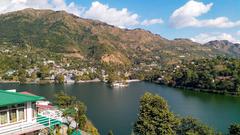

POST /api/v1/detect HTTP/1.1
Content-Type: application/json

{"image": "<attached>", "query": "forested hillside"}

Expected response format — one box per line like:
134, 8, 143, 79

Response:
0, 8, 228, 66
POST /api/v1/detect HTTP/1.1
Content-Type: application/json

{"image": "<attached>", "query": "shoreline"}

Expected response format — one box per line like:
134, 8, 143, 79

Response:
0, 81, 20, 84
125, 79, 141, 83
152, 81, 240, 96
0, 79, 238, 97
76, 78, 101, 83
0, 79, 141, 85
177, 86, 239, 96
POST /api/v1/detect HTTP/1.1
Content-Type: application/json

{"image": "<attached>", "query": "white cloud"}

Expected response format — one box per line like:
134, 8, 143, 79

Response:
191, 33, 240, 44
0, 1, 163, 28
83, 1, 139, 28
170, 0, 240, 28
141, 18, 164, 26
84, 1, 163, 28
0, 0, 84, 16
237, 31, 240, 36
11, 0, 27, 3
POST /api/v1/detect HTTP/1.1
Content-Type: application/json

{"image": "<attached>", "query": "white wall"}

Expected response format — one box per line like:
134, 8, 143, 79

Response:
26, 102, 33, 122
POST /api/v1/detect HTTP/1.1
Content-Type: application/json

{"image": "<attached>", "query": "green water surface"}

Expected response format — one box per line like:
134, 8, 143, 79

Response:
0, 82, 240, 135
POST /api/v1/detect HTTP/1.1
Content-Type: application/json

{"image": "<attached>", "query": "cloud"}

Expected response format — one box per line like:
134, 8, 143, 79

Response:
0, 0, 84, 16
141, 18, 164, 26
191, 33, 240, 44
84, 1, 163, 28
237, 31, 240, 36
83, 1, 139, 28
170, 0, 240, 28
0, 1, 163, 28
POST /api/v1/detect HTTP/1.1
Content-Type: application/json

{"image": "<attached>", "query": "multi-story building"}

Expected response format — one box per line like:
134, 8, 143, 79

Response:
0, 90, 61, 135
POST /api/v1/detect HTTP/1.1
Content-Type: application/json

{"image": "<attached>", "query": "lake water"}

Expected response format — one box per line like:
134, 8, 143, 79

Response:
0, 82, 240, 135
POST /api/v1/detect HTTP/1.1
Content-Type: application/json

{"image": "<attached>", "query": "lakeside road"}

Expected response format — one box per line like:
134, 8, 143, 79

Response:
0, 80, 20, 83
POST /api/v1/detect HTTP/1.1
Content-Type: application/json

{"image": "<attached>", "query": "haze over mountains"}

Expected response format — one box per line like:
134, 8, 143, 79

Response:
0, 9, 239, 65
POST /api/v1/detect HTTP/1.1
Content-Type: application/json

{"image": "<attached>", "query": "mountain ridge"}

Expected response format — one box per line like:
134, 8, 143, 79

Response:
204, 40, 240, 57
0, 8, 237, 65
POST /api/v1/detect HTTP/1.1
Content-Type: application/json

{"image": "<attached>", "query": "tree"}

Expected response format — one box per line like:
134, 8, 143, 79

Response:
56, 74, 65, 84
18, 68, 27, 83
177, 117, 215, 135
229, 124, 240, 135
236, 85, 240, 95
83, 121, 100, 135
39, 65, 50, 79
108, 130, 114, 135
108, 72, 121, 83
75, 101, 87, 129
30, 71, 37, 81
54, 91, 76, 108
134, 92, 180, 135
54, 92, 100, 134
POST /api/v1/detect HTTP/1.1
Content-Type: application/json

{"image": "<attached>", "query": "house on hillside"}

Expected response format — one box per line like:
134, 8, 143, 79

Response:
0, 90, 61, 135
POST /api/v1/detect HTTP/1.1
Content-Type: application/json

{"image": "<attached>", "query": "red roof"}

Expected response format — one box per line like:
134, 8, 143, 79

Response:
37, 104, 53, 109
20, 91, 36, 96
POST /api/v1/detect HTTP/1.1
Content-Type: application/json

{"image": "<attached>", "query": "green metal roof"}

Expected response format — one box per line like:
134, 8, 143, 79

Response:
0, 90, 44, 107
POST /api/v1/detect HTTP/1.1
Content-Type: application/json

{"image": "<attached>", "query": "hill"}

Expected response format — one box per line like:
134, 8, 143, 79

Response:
0, 8, 229, 65
204, 40, 240, 57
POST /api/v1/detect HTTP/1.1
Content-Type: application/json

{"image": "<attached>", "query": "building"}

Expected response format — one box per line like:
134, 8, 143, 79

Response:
0, 90, 61, 135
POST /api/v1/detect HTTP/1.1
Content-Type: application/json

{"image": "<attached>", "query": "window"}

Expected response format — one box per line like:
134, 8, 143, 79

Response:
0, 103, 27, 125
9, 109, 17, 123
32, 103, 37, 118
0, 111, 8, 124
18, 108, 25, 121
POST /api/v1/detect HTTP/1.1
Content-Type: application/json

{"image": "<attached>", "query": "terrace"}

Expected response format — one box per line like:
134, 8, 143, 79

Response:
0, 90, 61, 135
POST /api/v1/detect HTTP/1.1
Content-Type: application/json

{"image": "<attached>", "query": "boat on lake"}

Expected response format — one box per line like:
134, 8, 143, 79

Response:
111, 81, 129, 88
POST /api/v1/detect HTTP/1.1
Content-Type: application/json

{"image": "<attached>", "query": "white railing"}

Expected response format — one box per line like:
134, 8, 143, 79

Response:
0, 115, 61, 135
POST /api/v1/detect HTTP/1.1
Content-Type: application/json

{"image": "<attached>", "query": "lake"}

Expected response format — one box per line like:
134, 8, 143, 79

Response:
0, 82, 240, 135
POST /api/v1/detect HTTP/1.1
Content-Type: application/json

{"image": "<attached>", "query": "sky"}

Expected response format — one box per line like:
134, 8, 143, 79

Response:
0, 0, 239, 44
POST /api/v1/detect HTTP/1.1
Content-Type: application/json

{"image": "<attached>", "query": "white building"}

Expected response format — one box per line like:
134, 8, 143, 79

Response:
0, 90, 61, 135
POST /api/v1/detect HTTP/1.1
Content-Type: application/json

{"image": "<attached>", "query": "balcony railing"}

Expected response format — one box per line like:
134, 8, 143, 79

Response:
0, 115, 61, 135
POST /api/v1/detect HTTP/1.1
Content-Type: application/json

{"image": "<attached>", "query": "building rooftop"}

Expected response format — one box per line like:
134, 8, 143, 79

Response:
0, 90, 44, 107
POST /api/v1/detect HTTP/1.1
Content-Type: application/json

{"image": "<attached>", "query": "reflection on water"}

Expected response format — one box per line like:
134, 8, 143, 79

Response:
0, 82, 240, 135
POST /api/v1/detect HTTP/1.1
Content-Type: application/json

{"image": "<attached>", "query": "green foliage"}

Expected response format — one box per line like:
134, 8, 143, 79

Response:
30, 71, 37, 81
84, 121, 100, 135
229, 124, 240, 135
153, 57, 240, 95
54, 92, 100, 134
134, 92, 180, 135
54, 92, 94, 132
39, 65, 50, 79
55, 74, 65, 83
108, 72, 121, 83
74, 101, 87, 129
177, 117, 215, 135
0, 8, 230, 70
108, 130, 114, 135
134, 92, 220, 135
18, 68, 27, 83
75, 72, 98, 81
54, 91, 76, 108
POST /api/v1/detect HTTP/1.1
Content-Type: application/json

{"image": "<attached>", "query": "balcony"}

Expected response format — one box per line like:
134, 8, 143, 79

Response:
0, 114, 61, 135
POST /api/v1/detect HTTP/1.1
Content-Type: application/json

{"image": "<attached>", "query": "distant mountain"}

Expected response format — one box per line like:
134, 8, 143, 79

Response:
204, 40, 240, 57
0, 8, 229, 65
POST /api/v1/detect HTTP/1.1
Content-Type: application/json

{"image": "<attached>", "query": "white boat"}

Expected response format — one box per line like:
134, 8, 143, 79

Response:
111, 82, 129, 88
